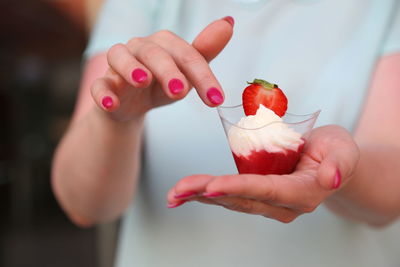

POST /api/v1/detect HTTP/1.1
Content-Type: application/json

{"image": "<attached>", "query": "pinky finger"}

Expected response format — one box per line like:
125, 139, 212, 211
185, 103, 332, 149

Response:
91, 77, 121, 112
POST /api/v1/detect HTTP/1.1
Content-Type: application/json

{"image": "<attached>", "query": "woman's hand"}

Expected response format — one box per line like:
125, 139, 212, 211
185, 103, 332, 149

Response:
167, 125, 360, 223
90, 17, 234, 122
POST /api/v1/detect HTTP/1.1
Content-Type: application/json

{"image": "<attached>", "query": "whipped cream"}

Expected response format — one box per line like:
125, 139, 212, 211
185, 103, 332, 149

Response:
227, 105, 303, 157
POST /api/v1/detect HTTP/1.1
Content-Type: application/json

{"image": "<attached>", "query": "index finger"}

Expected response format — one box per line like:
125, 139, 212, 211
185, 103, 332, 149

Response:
148, 18, 233, 106
192, 16, 234, 62
145, 31, 223, 106
166, 174, 215, 204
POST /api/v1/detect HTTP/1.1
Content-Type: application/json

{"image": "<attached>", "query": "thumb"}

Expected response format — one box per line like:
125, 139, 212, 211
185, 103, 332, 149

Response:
308, 126, 360, 190
192, 16, 234, 62
318, 154, 343, 191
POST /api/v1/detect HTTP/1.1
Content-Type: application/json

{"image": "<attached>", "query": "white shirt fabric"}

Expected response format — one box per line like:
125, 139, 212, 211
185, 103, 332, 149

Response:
85, 0, 400, 266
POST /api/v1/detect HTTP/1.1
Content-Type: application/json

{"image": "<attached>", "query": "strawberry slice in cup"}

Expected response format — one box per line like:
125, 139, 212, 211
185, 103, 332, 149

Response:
217, 79, 320, 175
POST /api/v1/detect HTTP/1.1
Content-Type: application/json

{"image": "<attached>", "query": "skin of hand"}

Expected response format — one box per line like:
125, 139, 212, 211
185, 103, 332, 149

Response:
91, 17, 235, 121
167, 125, 359, 223
167, 53, 400, 227
51, 17, 234, 226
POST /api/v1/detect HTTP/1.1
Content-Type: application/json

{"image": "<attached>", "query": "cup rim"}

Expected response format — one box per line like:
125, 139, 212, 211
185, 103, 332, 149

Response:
217, 104, 321, 130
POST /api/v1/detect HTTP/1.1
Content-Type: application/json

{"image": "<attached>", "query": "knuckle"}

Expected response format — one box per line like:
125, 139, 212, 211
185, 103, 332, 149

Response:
301, 201, 319, 213
179, 51, 204, 66
91, 78, 104, 96
302, 205, 317, 214
175, 178, 192, 192
277, 215, 297, 224
107, 43, 125, 60
262, 178, 277, 201
162, 69, 181, 80
154, 29, 176, 40
127, 37, 143, 48
264, 185, 277, 202
330, 137, 343, 147
193, 72, 214, 88
207, 176, 231, 192
138, 43, 163, 61
216, 176, 231, 185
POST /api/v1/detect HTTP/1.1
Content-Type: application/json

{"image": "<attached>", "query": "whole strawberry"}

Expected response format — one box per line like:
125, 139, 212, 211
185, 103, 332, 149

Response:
242, 79, 288, 117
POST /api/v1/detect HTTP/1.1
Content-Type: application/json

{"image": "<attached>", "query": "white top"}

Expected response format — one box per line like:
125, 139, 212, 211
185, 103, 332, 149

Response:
86, 0, 400, 266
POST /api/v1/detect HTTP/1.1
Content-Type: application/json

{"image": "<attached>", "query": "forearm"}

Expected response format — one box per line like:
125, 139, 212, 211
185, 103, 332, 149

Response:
325, 142, 400, 226
52, 106, 144, 227
325, 54, 400, 226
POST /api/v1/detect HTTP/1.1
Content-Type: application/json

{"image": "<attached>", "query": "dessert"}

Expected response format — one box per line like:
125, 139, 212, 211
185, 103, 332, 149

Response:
228, 104, 304, 175
226, 79, 305, 175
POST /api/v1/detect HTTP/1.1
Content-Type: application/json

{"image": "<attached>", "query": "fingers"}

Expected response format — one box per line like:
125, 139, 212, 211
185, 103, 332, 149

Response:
166, 174, 300, 223
149, 17, 234, 105
133, 41, 191, 99
141, 30, 225, 106
307, 126, 360, 190
91, 76, 120, 112
100, 17, 234, 111
202, 174, 321, 213
192, 16, 234, 62
107, 43, 153, 88
168, 172, 323, 214
211, 196, 299, 223
317, 156, 341, 190
166, 174, 214, 204
109, 42, 191, 101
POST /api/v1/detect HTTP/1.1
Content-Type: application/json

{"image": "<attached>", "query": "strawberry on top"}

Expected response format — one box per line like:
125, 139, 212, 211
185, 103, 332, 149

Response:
242, 79, 288, 117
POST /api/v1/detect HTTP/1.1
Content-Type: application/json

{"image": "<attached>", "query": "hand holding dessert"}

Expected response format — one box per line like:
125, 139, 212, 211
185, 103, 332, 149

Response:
167, 125, 359, 223
167, 79, 359, 223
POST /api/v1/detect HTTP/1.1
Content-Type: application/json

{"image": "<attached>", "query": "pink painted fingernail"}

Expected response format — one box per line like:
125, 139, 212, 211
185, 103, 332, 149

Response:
131, 68, 147, 83
222, 16, 235, 27
168, 78, 184, 94
206, 88, 224, 105
174, 191, 197, 199
167, 201, 186, 209
203, 192, 226, 198
101, 96, 113, 109
332, 169, 341, 189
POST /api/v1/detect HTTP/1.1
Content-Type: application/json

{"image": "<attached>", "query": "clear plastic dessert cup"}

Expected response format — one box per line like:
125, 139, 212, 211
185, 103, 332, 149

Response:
217, 105, 320, 175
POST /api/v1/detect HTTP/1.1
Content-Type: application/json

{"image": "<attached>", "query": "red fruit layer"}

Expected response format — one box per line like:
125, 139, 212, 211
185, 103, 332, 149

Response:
232, 142, 304, 175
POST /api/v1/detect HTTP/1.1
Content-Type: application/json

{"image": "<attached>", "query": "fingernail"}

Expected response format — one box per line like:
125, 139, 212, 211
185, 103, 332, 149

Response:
207, 87, 224, 105
168, 78, 184, 94
175, 191, 197, 199
101, 96, 113, 109
167, 201, 186, 209
203, 192, 226, 198
332, 169, 341, 189
222, 16, 235, 27
131, 68, 147, 83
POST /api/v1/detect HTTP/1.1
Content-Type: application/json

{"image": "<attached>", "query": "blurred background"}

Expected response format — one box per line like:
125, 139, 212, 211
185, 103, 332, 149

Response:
0, 0, 118, 266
